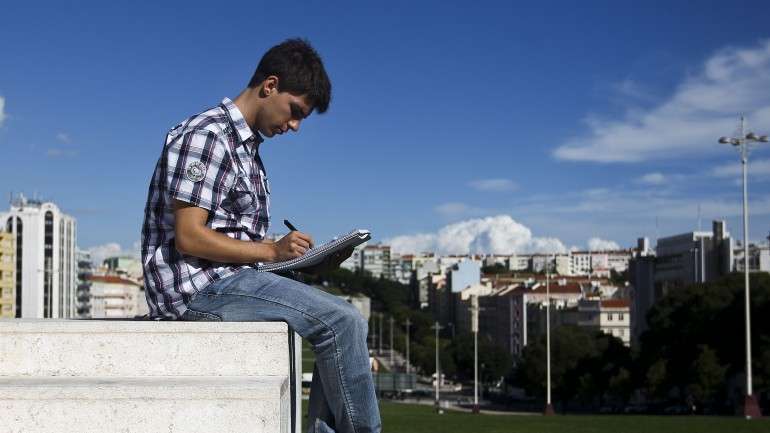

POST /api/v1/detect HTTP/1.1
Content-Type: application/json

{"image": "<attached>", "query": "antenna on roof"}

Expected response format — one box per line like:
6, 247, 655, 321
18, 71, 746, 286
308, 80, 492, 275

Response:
697, 203, 702, 231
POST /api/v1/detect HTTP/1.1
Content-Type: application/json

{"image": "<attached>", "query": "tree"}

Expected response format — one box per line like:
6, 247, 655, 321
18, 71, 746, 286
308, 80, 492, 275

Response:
645, 359, 668, 402
687, 345, 727, 409
637, 272, 770, 413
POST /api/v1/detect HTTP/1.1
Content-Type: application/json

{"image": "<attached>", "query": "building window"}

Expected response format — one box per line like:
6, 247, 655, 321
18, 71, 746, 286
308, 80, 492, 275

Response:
619, 313, 624, 321
44, 211, 53, 318
13, 217, 22, 318
607, 313, 613, 321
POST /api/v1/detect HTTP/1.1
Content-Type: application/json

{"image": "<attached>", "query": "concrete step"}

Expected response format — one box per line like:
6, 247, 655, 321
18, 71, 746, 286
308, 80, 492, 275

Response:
0, 320, 291, 377
0, 376, 289, 433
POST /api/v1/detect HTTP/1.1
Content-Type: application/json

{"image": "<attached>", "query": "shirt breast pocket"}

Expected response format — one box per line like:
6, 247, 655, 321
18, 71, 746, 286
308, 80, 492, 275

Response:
226, 175, 258, 216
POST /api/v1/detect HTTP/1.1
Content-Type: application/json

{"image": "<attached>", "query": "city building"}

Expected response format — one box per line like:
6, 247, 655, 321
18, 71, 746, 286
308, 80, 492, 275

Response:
103, 256, 143, 281
473, 279, 585, 359
361, 244, 392, 279
75, 249, 93, 318
0, 231, 15, 318
453, 283, 496, 335
88, 274, 148, 318
630, 221, 734, 345
571, 250, 633, 277
733, 233, 770, 273
0, 194, 77, 318
447, 259, 481, 293
578, 298, 631, 346
506, 254, 531, 271
629, 237, 655, 345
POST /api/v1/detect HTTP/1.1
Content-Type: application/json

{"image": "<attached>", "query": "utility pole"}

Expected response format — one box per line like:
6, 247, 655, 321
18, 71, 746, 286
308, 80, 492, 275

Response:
470, 295, 482, 414
389, 316, 395, 369
544, 254, 555, 416
432, 321, 444, 414
719, 118, 768, 419
405, 317, 411, 374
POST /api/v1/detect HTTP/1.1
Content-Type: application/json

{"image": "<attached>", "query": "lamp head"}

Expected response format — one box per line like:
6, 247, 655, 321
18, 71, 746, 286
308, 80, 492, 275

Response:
746, 132, 759, 140
718, 136, 731, 144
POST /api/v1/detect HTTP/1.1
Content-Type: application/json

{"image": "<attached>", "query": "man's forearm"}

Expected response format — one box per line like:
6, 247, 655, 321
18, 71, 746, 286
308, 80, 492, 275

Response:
176, 225, 276, 264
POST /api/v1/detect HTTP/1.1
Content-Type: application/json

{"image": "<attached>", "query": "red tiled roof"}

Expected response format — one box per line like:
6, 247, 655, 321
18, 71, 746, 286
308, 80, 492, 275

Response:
87, 275, 141, 286
529, 283, 582, 294
600, 299, 629, 309
505, 282, 583, 295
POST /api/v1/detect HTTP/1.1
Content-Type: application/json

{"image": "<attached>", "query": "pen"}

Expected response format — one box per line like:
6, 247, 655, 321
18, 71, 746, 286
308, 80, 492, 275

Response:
284, 219, 298, 232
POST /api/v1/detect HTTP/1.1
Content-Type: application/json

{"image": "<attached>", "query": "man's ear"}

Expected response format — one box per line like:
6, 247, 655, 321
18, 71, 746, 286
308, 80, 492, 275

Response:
262, 75, 280, 97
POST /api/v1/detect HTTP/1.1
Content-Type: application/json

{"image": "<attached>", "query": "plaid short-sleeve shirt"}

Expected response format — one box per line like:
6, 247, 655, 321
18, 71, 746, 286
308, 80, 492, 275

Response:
141, 98, 271, 319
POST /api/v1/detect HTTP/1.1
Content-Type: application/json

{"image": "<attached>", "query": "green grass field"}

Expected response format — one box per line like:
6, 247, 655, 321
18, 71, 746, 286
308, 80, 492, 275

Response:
302, 400, 769, 433
300, 342, 768, 432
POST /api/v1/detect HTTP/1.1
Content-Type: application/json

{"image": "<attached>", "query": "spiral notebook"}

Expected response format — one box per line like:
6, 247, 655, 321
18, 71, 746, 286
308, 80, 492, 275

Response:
256, 229, 371, 272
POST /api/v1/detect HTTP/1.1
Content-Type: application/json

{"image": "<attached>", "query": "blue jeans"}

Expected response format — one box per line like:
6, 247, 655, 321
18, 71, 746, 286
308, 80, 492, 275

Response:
181, 269, 382, 433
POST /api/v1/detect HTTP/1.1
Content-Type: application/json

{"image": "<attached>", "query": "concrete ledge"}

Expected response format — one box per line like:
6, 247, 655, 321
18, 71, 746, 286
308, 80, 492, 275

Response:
0, 320, 291, 377
0, 376, 289, 433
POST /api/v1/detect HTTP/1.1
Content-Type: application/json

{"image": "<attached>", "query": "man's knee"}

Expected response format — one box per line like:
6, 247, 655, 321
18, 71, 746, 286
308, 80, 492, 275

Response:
335, 303, 368, 336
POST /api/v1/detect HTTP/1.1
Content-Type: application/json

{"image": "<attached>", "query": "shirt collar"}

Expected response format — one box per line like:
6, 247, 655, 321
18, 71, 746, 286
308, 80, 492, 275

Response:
221, 97, 263, 146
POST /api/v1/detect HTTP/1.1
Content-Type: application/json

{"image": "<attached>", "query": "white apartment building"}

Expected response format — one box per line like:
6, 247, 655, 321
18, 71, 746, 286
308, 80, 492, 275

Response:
578, 298, 631, 346
88, 274, 148, 318
361, 245, 392, 279
0, 231, 15, 318
0, 195, 77, 318
507, 254, 531, 271
571, 250, 632, 276
75, 249, 92, 318
733, 236, 770, 273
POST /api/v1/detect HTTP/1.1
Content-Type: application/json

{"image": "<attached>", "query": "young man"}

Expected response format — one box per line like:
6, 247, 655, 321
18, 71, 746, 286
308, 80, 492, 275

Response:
141, 39, 381, 433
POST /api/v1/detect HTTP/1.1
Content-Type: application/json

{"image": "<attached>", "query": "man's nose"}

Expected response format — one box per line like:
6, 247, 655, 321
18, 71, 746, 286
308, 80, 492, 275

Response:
288, 119, 300, 132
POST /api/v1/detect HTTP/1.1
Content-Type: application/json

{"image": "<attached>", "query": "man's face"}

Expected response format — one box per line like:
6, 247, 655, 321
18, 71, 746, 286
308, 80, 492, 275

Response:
257, 88, 313, 138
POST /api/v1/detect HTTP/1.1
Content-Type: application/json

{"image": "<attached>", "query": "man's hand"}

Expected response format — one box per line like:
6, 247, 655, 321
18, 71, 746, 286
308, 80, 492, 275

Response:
272, 231, 314, 262
301, 246, 355, 275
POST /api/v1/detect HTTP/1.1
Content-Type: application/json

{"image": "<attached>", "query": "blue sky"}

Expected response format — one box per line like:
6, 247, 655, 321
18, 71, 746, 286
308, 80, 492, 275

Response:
2, 0, 770, 259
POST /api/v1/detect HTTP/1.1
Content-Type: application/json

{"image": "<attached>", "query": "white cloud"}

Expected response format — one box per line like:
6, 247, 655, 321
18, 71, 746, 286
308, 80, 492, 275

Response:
85, 241, 140, 267
0, 96, 6, 127
56, 132, 71, 143
468, 178, 518, 192
554, 40, 770, 162
386, 215, 566, 255
636, 172, 667, 185
587, 237, 621, 251
711, 158, 770, 179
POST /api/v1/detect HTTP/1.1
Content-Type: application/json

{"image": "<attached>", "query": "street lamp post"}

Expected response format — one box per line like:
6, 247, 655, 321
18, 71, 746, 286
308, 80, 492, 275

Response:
389, 316, 395, 369
470, 295, 483, 414
405, 318, 411, 374
719, 116, 768, 419
544, 254, 555, 416
432, 321, 444, 414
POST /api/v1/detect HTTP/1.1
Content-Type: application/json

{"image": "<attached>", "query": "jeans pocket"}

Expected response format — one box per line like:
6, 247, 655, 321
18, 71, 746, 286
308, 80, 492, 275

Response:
181, 308, 222, 321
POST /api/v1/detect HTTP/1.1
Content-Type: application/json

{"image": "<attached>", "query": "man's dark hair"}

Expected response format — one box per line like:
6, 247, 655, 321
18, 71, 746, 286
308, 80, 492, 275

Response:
248, 38, 332, 113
